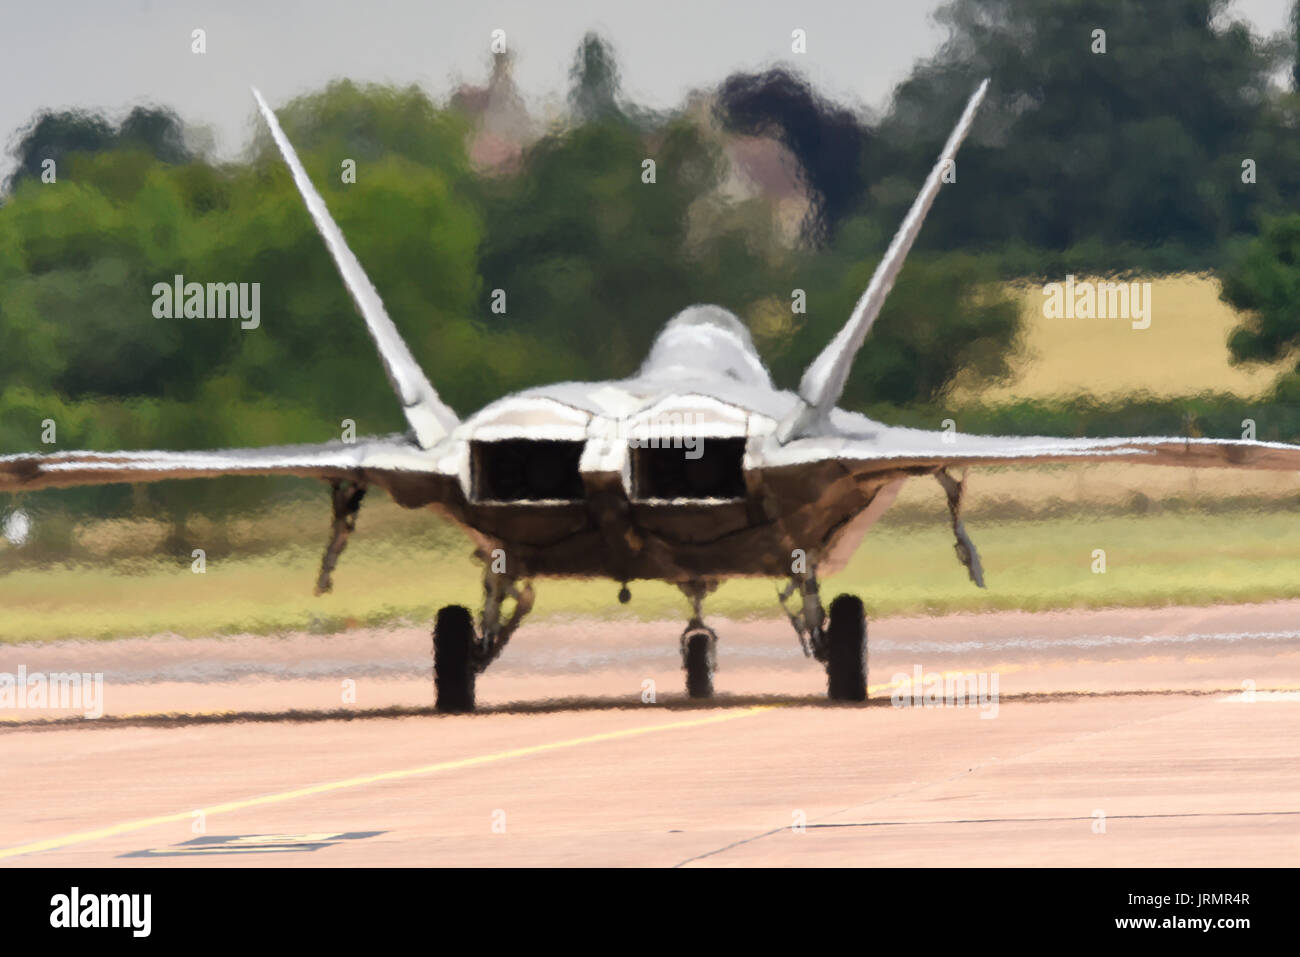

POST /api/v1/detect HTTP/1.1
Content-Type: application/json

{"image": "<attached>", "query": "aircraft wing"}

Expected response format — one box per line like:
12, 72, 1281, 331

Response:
758, 423, 1300, 474
755, 422, 1300, 589
0, 436, 454, 504
0, 436, 464, 593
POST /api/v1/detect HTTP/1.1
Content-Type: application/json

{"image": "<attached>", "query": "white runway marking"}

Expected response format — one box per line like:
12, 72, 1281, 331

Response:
1218, 691, 1300, 703
883, 629, 1300, 654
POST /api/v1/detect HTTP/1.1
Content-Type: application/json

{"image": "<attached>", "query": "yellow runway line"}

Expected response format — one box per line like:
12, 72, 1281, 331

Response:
0, 705, 772, 861
0, 709, 239, 724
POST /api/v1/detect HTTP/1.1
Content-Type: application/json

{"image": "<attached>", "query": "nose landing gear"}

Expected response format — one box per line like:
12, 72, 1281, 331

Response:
681, 623, 718, 698
678, 580, 719, 698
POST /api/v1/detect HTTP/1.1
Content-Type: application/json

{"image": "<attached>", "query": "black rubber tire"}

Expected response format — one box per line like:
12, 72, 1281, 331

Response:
826, 594, 867, 702
433, 605, 476, 713
684, 630, 715, 698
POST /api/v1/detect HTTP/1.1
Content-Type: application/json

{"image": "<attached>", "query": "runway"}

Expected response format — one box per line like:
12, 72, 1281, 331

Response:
2, 600, 1298, 866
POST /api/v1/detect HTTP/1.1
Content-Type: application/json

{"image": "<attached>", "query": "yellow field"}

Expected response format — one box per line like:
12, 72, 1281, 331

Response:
953, 275, 1290, 402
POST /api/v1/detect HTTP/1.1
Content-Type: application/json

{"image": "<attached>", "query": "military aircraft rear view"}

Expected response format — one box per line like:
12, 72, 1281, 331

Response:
5, 78, 1300, 714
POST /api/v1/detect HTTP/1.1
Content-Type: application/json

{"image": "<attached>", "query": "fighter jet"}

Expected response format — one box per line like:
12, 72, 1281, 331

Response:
5, 81, 1300, 711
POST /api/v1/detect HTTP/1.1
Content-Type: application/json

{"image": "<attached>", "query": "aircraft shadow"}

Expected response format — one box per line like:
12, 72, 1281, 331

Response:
0, 687, 1240, 732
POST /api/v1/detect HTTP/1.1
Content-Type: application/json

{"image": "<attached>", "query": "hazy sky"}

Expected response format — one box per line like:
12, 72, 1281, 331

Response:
1, 0, 1293, 174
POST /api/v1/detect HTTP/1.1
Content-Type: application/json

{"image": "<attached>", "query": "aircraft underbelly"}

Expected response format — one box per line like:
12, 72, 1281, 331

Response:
449, 468, 904, 582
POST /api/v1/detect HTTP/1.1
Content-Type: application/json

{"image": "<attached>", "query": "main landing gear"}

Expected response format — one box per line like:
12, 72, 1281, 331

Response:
779, 571, 867, 701
674, 574, 866, 703
431, 567, 866, 712
432, 566, 534, 713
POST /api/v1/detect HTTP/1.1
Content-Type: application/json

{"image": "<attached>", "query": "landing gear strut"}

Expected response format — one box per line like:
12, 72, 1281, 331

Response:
780, 570, 867, 702
315, 479, 366, 595
432, 563, 535, 713
679, 581, 718, 698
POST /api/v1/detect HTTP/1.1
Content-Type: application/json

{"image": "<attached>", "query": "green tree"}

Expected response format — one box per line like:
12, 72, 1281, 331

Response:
872, 0, 1287, 266
0, 85, 485, 431
4, 106, 190, 193
768, 215, 1022, 405
478, 36, 782, 385
1220, 214, 1300, 385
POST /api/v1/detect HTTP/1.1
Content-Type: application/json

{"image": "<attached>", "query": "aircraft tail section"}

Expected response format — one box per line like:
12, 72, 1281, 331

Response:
777, 79, 990, 442
251, 87, 458, 449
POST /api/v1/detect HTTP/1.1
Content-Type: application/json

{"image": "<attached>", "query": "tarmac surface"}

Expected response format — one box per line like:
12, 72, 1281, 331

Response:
1, 600, 1298, 866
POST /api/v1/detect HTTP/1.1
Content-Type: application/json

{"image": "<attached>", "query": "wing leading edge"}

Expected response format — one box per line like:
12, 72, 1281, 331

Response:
0, 436, 460, 594
757, 425, 1300, 473
0, 436, 448, 498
